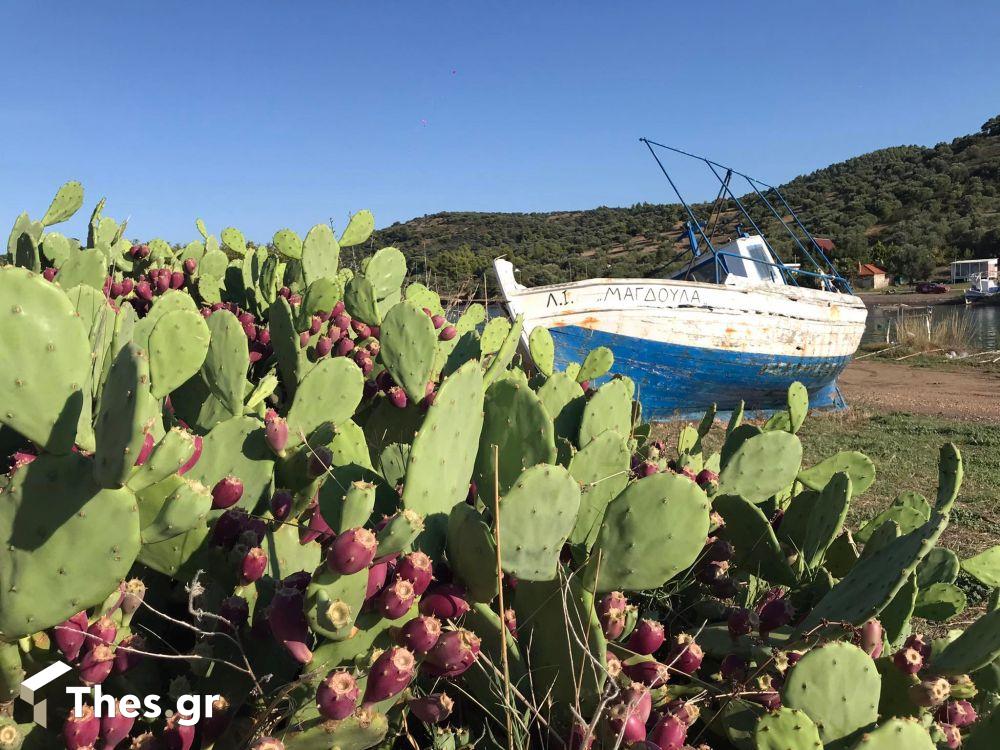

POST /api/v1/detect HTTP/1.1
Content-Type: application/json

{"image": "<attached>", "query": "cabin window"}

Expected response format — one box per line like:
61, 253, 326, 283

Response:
745, 243, 783, 283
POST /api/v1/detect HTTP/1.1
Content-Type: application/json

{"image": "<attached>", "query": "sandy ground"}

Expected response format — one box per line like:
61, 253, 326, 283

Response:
840, 359, 1000, 423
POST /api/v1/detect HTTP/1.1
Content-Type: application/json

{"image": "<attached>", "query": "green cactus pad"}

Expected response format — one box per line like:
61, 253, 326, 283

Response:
147, 310, 211, 398
285, 358, 364, 448
753, 707, 822, 750
344, 275, 380, 325
483, 314, 524, 387
200, 248, 228, 278
787, 381, 809, 433
263, 521, 321, 580
127, 427, 197, 492
375, 510, 424, 559
480, 317, 511, 355
475, 378, 556, 496
202, 311, 250, 416
917, 547, 960, 587
94, 343, 156, 489
567, 430, 630, 551
41, 231, 72, 267
402, 361, 484, 557
931, 607, 1000, 674
714, 494, 797, 586
797, 512, 947, 631
802, 472, 852, 569
220, 226, 246, 255
576, 346, 614, 383
455, 303, 486, 334
913, 582, 967, 621
961, 544, 1000, 587
305, 567, 368, 640
856, 491, 929, 544
56, 249, 106, 291
184, 415, 275, 513
272, 228, 302, 259
849, 718, 933, 749
447, 504, 499, 602
380, 301, 438, 402
720, 423, 762, 468
498, 464, 580, 581
301, 223, 341, 286
697, 402, 718, 439
935, 443, 963, 514
590, 473, 711, 592
965, 701, 1000, 750
339, 209, 375, 247
268, 297, 306, 396
781, 642, 879, 745
0, 267, 90, 452
880, 573, 917, 647
300, 277, 344, 322
403, 281, 444, 316
578, 378, 632, 448
281, 708, 388, 750
528, 326, 555, 377
0, 642, 24, 703
363, 246, 407, 301
66, 285, 115, 402
40, 181, 84, 227
319, 480, 376, 535
537, 371, 586, 444
140, 477, 212, 544
0, 453, 140, 640
797, 451, 876, 495
718, 430, 802, 504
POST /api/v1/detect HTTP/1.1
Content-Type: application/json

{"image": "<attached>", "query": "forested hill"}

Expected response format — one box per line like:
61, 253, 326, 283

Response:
373, 115, 1000, 292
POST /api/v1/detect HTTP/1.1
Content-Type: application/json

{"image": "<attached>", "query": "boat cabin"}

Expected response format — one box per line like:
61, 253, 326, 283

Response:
673, 235, 786, 286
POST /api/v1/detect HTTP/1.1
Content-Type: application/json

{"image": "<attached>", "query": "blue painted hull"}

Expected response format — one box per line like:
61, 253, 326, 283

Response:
550, 325, 849, 421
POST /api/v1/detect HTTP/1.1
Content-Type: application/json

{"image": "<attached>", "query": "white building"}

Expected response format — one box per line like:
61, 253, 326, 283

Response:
950, 258, 998, 283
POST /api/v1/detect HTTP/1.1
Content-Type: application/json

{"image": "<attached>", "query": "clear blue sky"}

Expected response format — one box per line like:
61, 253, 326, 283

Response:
3, 1, 999, 243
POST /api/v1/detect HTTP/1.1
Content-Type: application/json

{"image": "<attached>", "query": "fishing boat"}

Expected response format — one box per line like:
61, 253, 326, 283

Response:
964, 274, 1000, 304
493, 140, 868, 420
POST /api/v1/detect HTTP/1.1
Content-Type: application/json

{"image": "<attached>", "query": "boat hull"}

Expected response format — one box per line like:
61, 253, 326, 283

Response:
493, 260, 867, 420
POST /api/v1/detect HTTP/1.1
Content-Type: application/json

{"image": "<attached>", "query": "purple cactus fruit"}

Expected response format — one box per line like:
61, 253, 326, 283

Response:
365, 338, 381, 357
300, 502, 333, 545
720, 654, 748, 682
251, 738, 285, 750
87, 615, 117, 648
910, 677, 951, 708
696, 559, 729, 586
619, 682, 652, 723
750, 675, 782, 710
622, 659, 670, 688
308, 446, 333, 478
136, 280, 154, 302
289, 293, 302, 305
351, 320, 371, 339
331, 311, 351, 332
177, 434, 202, 475
568, 722, 595, 750
606, 652, 623, 679
704, 537, 734, 562
378, 578, 417, 619
423, 628, 481, 678
366, 559, 391, 601
219, 596, 249, 629
316, 670, 359, 720
182, 258, 197, 275
625, 619, 666, 655
606, 702, 646, 744
331, 301, 346, 316
121, 578, 146, 617
664, 699, 700, 727
161, 713, 196, 750
278, 286, 291, 299
79, 644, 115, 685
408, 693, 454, 724
363, 646, 417, 704
859, 619, 884, 658
395, 551, 434, 595
893, 646, 924, 675
695, 468, 719, 488
264, 410, 289, 455
904, 633, 932, 660
439, 325, 457, 341
355, 352, 374, 376
155, 273, 170, 293
212, 475, 244, 509
113, 634, 143, 674
134, 432, 155, 466
666, 634, 703, 674
429, 314, 446, 330
53, 611, 89, 661
299, 331, 311, 348
712, 576, 739, 599
307, 315, 322, 335
938, 723, 961, 749
242, 320, 257, 341
937, 700, 977, 728
241, 547, 268, 584
270, 489, 293, 522
314, 335, 333, 358
334, 336, 355, 357
597, 591, 628, 640
503, 608, 517, 637
635, 461, 658, 478
328, 527, 378, 575
757, 595, 794, 634
212, 508, 249, 547
104, 275, 114, 294
387, 386, 408, 409
258, 326, 271, 346
43, 267, 58, 281
267, 587, 313, 664
64, 705, 100, 750
419, 583, 470, 620
110, 280, 125, 299
648, 714, 687, 750
120, 278, 134, 296
399, 615, 442, 654
99, 700, 136, 749
170, 271, 185, 289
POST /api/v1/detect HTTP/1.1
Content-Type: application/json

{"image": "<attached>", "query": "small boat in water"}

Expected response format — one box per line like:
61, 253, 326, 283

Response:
493, 141, 868, 420
964, 275, 1000, 304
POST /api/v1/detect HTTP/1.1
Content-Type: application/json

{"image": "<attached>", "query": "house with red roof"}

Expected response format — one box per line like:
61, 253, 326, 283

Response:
855, 262, 889, 289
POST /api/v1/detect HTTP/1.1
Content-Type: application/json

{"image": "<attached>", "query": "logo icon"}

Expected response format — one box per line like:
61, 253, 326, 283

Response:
20, 660, 73, 727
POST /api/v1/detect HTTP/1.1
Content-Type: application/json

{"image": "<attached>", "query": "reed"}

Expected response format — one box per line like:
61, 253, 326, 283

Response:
890, 312, 973, 354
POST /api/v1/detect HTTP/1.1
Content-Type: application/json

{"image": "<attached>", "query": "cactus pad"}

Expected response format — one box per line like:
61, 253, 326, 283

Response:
94, 343, 156, 488
567, 430, 630, 550
718, 430, 802, 504
380, 301, 437, 402
483, 314, 524, 387
447, 504, 498, 602
339, 209, 375, 247
527, 326, 555, 377
148, 310, 211, 398
0, 453, 140, 639
499, 464, 580, 581
714, 494, 797, 586
305, 567, 368, 640
220, 227, 246, 255
40, 181, 84, 227
797, 451, 876, 495
480, 317, 511, 355
782, 642, 879, 745
0, 266, 90, 453
537, 371, 586, 443
913, 582, 966, 621
802, 472, 852, 569
961, 544, 1000, 587
850, 718, 934, 749
576, 346, 614, 383
931, 608, 1000, 674
753, 707, 822, 750
590, 473, 710, 592
285, 357, 364, 448
935, 443, 963, 514
578, 378, 632, 448
787, 381, 809, 433
301, 223, 341, 286
272, 228, 302, 259
184, 416, 275, 513
203, 311, 250, 416
344, 275, 380, 325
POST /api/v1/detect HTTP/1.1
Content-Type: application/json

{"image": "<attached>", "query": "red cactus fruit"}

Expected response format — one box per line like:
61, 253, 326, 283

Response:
211, 475, 244, 509
597, 591, 628, 640
859, 619, 884, 658
270, 489, 293, 522
87, 615, 117, 647
134, 431, 155, 466
63, 705, 100, 749
720, 654, 748, 682
113, 634, 143, 675
408, 693, 454, 724
423, 629, 481, 678
378, 578, 417, 619
99, 699, 136, 749
53, 611, 89, 661
619, 682, 652, 723
328, 527, 378, 574
79, 644, 115, 685
648, 713, 687, 749
622, 659, 670, 688
387, 386, 408, 409
395, 551, 434, 595
264, 410, 288, 454
177, 434, 202, 475
316, 670, 359, 720
365, 559, 392, 601
937, 723, 961, 749
625, 619, 666, 655
439, 325, 457, 341
161, 713, 196, 750
267, 587, 313, 664
241, 546, 268, 584
315, 335, 333, 358
334, 336, 355, 357
362, 646, 416, 704
605, 701, 646, 744
727, 607, 758, 638
419, 583, 470, 620
219, 596, 250, 629
910, 677, 951, 707
398, 615, 442, 654
937, 699, 977, 728
893, 646, 924, 675
666, 634, 703, 674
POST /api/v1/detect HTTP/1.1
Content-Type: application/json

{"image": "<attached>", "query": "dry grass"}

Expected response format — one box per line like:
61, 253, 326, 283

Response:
890, 313, 974, 355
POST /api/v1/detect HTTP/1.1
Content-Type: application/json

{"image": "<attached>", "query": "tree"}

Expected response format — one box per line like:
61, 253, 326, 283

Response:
981, 115, 1000, 137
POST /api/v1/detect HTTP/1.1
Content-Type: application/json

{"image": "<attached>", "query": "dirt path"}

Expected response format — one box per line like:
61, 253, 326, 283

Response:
840, 359, 1000, 423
